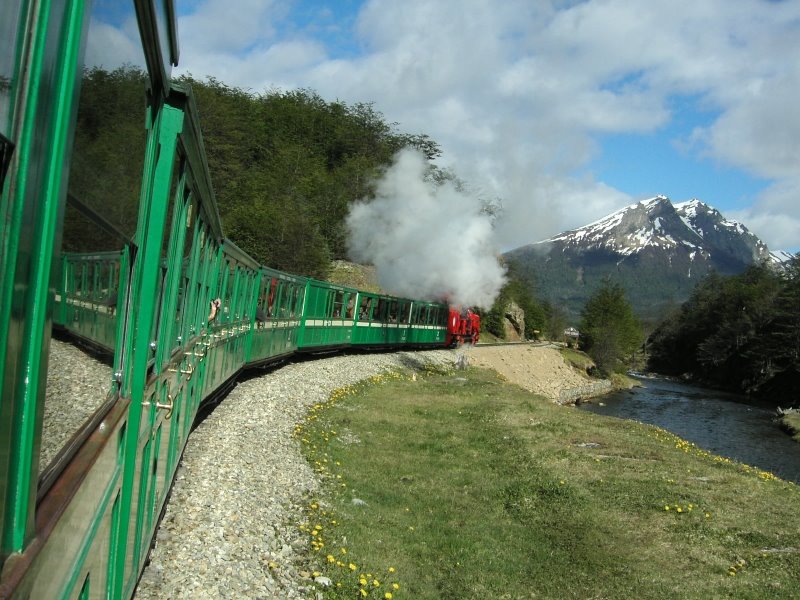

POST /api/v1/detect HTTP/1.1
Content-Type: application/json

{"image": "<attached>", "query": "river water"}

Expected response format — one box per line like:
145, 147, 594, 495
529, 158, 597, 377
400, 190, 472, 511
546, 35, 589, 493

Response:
576, 375, 800, 484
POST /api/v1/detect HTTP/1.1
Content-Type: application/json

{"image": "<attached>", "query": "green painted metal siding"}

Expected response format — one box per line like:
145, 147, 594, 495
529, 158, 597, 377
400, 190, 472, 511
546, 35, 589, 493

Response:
350, 295, 448, 348
53, 251, 124, 351
0, 0, 91, 561
247, 268, 304, 364
298, 280, 357, 350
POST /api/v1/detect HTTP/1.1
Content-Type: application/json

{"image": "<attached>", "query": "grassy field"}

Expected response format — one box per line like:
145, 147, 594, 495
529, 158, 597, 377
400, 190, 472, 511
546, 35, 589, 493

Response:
295, 365, 800, 599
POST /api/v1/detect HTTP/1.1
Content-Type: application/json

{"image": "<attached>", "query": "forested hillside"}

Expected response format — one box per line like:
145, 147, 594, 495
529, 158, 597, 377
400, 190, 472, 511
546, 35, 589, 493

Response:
647, 259, 800, 404
182, 75, 448, 279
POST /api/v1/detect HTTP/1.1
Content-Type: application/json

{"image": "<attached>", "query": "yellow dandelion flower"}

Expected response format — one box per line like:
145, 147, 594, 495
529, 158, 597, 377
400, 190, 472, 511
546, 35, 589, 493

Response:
373, 579, 381, 587
388, 567, 396, 573
385, 594, 393, 599
359, 577, 367, 586
360, 590, 368, 597
349, 563, 357, 571
392, 583, 400, 590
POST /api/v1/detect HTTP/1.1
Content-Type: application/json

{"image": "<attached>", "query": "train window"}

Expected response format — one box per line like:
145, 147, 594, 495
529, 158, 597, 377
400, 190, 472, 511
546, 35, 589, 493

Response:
223, 263, 236, 322
345, 294, 355, 319
40, 0, 149, 482
399, 302, 410, 324
358, 297, 371, 320
0, 0, 24, 139
291, 285, 302, 318
0, 133, 12, 191
267, 278, 277, 318
333, 291, 344, 318
175, 194, 197, 344
276, 281, 287, 318
0, 0, 21, 188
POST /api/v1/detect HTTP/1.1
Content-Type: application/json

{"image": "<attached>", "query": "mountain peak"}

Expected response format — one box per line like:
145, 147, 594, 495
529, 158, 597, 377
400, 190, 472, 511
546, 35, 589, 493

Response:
506, 196, 778, 318
544, 195, 704, 257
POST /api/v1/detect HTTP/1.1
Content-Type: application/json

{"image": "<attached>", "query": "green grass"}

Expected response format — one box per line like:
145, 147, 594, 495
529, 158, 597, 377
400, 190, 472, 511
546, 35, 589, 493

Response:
295, 367, 800, 600
559, 347, 594, 372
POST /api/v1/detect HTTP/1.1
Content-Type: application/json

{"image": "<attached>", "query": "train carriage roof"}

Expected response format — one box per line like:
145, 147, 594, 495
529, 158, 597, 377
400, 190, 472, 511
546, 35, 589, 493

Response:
135, 0, 179, 98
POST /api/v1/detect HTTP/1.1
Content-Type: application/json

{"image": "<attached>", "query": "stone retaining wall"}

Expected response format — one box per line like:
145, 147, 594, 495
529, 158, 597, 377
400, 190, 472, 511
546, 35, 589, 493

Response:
557, 379, 613, 405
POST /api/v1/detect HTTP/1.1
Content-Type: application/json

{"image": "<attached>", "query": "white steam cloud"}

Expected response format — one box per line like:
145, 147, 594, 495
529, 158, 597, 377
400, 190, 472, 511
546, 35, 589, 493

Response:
346, 148, 507, 309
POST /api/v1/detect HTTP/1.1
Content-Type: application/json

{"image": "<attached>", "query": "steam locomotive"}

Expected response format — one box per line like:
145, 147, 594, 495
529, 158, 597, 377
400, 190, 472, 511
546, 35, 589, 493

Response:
0, 2, 478, 598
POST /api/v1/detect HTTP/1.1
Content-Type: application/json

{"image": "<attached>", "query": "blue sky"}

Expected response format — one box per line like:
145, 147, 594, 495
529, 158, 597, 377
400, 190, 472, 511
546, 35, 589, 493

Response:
165, 0, 800, 253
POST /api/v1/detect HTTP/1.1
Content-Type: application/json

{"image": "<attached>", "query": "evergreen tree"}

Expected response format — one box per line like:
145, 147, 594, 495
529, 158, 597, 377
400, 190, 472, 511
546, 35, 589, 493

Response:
579, 279, 643, 375
646, 257, 800, 403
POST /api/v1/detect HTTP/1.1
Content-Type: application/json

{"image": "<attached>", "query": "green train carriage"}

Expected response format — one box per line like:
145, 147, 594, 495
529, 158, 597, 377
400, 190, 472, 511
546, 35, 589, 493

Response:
0, 2, 221, 596
0, 2, 454, 598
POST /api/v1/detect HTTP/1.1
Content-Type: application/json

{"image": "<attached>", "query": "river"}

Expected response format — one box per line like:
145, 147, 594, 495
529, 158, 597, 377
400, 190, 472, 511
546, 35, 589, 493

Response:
576, 375, 800, 484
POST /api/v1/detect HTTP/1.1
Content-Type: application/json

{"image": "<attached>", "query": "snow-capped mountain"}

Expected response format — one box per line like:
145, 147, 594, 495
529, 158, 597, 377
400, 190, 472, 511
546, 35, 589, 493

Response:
505, 196, 784, 319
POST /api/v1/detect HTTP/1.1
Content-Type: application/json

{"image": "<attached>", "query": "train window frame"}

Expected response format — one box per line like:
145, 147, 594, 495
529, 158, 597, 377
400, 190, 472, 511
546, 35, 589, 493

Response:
399, 301, 410, 325
345, 293, 355, 318
332, 290, 344, 318
0, 132, 13, 190
291, 283, 298, 319
358, 297, 371, 320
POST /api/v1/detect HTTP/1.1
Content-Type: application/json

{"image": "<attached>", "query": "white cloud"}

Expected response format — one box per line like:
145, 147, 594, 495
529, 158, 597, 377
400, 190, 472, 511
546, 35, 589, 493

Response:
84, 16, 144, 69
178, 0, 284, 55
171, 0, 800, 252
731, 178, 800, 252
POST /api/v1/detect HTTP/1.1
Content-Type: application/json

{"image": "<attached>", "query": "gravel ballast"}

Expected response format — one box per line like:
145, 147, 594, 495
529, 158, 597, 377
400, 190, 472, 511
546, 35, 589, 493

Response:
134, 349, 457, 599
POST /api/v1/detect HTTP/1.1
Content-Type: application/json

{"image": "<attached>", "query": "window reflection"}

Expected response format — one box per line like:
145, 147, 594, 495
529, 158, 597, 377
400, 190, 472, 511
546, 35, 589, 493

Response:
41, 1, 148, 478
0, 0, 23, 190
0, 0, 24, 137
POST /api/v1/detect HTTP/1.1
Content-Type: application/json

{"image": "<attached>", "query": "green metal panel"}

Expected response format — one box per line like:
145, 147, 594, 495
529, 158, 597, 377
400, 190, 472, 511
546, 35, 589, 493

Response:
0, 0, 90, 558
56, 251, 123, 351
246, 268, 303, 366
298, 279, 356, 350
114, 100, 183, 600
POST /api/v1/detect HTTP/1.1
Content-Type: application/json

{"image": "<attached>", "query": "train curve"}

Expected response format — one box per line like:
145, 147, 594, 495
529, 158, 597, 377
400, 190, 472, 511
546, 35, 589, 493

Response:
134, 349, 456, 599
0, 3, 479, 598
